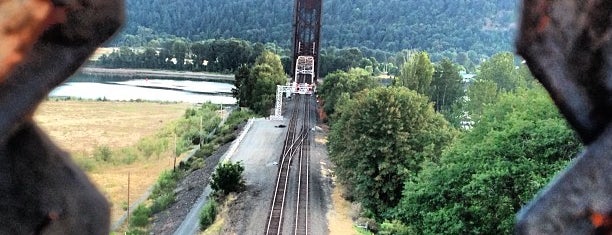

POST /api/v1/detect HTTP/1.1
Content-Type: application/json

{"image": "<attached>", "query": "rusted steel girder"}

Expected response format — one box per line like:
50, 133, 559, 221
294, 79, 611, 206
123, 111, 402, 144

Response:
515, 0, 612, 234
292, 0, 322, 84
0, 0, 124, 233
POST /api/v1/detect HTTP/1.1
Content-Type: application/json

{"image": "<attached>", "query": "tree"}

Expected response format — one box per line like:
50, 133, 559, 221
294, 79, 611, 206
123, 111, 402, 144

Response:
394, 89, 581, 234
210, 161, 245, 195
232, 65, 252, 107
478, 52, 524, 92
466, 79, 498, 122
395, 51, 434, 95
248, 51, 287, 115
171, 39, 189, 70
430, 58, 464, 112
328, 87, 455, 217
318, 68, 379, 117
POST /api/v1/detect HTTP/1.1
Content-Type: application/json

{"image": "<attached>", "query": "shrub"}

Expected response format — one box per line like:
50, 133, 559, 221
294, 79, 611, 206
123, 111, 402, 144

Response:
151, 170, 179, 198
194, 144, 215, 159
356, 217, 379, 233
379, 221, 412, 235
94, 145, 112, 162
137, 137, 167, 159
189, 158, 205, 171
119, 148, 140, 164
210, 161, 245, 195
125, 228, 146, 235
129, 204, 150, 228
199, 199, 218, 230
150, 192, 175, 214
75, 157, 96, 171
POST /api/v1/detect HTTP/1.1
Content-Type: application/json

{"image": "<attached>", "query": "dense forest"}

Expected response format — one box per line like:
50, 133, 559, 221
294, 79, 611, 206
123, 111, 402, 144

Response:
118, 0, 519, 59
317, 52, 580, 234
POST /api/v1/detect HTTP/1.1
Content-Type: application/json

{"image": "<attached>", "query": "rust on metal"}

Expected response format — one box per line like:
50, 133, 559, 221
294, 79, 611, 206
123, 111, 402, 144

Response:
0, 0, 53, 81
515, 0, 612, 234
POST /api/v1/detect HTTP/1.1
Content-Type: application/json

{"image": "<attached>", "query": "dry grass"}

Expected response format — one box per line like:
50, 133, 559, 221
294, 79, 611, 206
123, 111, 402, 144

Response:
34, 100, 190, 222
35, 100, 188, 155
328, 184, 358, 235
200, 193, 237, 235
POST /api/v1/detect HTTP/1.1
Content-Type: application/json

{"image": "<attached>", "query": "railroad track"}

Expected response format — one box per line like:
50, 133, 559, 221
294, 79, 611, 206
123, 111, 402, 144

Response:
266, 95, 311, 235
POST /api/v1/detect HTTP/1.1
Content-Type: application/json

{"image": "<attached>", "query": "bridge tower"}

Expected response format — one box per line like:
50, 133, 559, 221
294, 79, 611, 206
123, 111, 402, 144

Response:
291, 0, 322, 95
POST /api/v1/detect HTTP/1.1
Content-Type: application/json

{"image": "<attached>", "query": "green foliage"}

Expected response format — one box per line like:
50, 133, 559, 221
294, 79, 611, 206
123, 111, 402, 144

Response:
75, 157, 96, 172
97, 38, 266, 73
233, 65, 252, 107
173, 103, 222, 151
430, 58, 464, 113
395, 51, 434, 95
318, 68, 379, 117
224, 108, 257, 129
150, 192, 175, 214
199, 199, 218, 230
94, 145, 112, 162
379, 221, 413, 235
211, 161, 245, 195
394, 89, 581, 234
234, 51, 287, 116
125, 228, 146, 235
149, 170, 180, 213
130, 204, 151, 228
137, 137, 167, 159
195, 143, 215, 159
329, 86, 456, 217
477, 52, 526, 92
466, 79, 499, 122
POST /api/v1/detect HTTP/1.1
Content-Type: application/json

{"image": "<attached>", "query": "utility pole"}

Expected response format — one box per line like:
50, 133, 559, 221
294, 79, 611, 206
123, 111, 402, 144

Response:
127, 172, 130, 228
173, 134, 177, 172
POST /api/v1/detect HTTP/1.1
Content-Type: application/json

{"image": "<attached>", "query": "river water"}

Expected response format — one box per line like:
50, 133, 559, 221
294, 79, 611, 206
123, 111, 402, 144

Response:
50, 74, 236, 104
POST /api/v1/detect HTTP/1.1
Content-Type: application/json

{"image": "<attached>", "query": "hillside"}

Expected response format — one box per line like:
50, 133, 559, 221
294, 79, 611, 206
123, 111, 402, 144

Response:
120, 0, 519, 56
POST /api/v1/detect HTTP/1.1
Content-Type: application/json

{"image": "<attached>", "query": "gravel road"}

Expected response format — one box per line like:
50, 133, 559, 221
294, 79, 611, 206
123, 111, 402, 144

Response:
221, 96, 332, 235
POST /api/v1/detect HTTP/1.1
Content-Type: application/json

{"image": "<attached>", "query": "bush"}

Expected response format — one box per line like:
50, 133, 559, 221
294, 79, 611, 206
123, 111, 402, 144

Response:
137, 137, 167, 159
150, 192, 175, 214
119, 147, 140, 164
130, 204, 150, 228
189, 158, 205, 171
94, 145, 112, 162
151, 170, 179, 198
210, 161, 245, 195
125, 228, 146, 235
356, 217, 379, 233
379, 221, 412, 235
199, 199, 218, 230
75, 157, 96, 171
194, 144, 215, 159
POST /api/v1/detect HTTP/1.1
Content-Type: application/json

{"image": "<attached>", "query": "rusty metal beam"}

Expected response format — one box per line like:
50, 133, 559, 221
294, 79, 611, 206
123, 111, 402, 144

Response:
292, 0, 321, 84
515, 0, 612, 233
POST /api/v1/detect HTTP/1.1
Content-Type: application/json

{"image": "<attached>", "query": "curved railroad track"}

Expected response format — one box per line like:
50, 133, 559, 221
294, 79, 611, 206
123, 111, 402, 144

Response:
266, 95, 312, 235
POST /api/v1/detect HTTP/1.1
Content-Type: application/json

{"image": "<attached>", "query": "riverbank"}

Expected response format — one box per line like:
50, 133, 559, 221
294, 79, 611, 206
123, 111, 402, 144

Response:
81, 67, 234, 83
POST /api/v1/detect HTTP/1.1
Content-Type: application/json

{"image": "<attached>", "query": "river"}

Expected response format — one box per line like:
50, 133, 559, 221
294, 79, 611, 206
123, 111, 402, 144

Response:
50, 73, 236, 105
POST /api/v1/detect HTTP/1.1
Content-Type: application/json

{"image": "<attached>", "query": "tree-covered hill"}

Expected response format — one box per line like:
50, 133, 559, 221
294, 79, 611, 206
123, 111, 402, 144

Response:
121, 0, 519, 56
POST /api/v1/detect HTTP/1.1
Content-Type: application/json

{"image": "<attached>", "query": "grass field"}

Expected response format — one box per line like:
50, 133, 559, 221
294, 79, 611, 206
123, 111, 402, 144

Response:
34, 100, 191, 223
